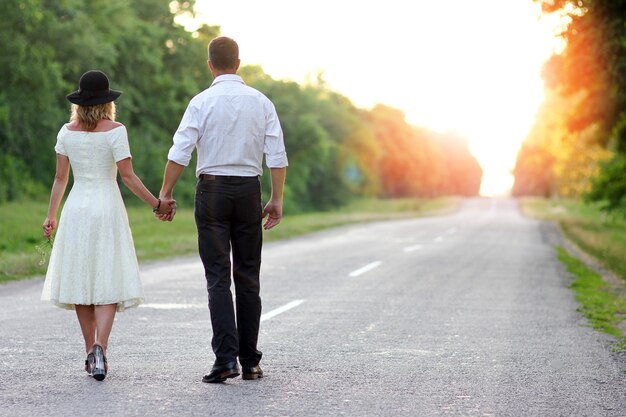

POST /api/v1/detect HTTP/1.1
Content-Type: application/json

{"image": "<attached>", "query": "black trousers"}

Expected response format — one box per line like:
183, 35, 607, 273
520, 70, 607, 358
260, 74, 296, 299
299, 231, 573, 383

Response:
194, 175, 263, 367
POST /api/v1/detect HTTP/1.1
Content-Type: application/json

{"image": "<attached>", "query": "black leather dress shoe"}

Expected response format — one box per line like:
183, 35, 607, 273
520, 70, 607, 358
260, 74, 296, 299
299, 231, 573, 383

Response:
242, 365, 263, 380
202, 361, 240, 383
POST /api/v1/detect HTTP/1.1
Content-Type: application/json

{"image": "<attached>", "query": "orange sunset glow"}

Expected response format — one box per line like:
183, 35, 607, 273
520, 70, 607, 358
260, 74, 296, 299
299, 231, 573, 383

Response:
189, 0, 566, 196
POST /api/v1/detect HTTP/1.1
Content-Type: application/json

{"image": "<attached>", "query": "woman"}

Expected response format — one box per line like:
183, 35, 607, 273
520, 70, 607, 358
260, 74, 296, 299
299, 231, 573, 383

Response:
41, 70, 174, 381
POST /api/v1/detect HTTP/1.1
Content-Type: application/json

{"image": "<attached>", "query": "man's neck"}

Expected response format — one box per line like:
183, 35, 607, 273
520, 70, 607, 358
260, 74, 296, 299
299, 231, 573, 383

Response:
212, 70, 237, 78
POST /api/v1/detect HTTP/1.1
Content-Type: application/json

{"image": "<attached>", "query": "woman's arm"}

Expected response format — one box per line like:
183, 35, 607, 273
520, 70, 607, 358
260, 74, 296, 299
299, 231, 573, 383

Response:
43, 154, 70, 238
116, 157, 174, 215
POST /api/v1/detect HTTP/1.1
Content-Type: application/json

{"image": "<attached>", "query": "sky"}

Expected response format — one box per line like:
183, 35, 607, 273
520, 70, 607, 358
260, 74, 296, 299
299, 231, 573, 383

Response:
189, 0, 564, 196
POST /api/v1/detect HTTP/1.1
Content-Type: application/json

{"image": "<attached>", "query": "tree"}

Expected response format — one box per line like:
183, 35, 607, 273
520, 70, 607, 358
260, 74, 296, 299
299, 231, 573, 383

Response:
533, 0, 626, 213
0, 0, 482, 209
513, 89, 612, 197
368, 105, 481, 198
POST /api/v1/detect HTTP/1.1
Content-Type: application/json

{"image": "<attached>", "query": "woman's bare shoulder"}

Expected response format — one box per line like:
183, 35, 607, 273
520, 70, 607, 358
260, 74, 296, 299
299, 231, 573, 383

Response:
64, 120, 124, 132
94, 120, 124, 132
65, 121, 81, 131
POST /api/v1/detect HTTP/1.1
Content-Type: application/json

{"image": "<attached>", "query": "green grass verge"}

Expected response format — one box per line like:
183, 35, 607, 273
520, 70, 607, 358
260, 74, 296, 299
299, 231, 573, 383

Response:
521, 197, 626, 281
556, 247, 626, 350
0, 196, 460, 283
521, 197, 626, 348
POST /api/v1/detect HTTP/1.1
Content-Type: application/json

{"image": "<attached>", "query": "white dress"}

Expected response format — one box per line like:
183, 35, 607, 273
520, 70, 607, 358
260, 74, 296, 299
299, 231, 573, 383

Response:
41, 124, 144, 311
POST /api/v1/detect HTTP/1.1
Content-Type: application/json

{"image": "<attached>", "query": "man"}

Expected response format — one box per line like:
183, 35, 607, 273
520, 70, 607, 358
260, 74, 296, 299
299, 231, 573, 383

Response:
158, 36, 288, 383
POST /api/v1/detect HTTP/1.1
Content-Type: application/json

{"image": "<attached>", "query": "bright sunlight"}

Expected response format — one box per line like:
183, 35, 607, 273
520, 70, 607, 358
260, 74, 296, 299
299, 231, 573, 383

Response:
191, 0, 565, 196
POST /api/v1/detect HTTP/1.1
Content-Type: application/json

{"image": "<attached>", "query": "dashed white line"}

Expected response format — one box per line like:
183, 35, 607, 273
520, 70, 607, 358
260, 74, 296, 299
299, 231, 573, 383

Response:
349, 261, 382, 277
261, 299, 305, 322
434, 236, 444, 243
447, 227, 457, 235
141, 299, 307, 323
403, 244, 423, 253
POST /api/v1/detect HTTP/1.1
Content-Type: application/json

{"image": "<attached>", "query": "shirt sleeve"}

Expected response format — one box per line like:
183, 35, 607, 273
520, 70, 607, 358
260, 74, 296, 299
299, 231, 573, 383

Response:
54, 128, 67, 155
263, 101, 288, 168
111, 126, 132, 162
167, 103, 200, 167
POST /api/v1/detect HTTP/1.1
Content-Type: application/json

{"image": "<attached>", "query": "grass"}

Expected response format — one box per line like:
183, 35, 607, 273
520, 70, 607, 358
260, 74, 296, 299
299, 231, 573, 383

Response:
521, 197, 626, 349
521, 197, 626, 281
556, 247, 626, 350
0, 196, 460, 283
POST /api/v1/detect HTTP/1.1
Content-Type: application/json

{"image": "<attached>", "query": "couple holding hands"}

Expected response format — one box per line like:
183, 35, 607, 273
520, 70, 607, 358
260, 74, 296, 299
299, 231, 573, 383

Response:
41, 37, 288, 382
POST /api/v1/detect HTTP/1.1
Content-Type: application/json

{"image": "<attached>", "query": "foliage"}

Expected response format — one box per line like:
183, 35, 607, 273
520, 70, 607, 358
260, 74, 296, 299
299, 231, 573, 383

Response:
0, 0, 211, 203
514, 0, 626, 213
367, 105, 482, 198
0, 0, 67, 200
585, 154, 626, 213
0, 0, 482, 210
513, 91, 613, 198
437, 133, 483, 196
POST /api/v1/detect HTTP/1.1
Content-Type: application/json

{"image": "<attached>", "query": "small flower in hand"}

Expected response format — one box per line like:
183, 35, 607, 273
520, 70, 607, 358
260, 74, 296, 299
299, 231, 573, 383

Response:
35, 236, 54, 266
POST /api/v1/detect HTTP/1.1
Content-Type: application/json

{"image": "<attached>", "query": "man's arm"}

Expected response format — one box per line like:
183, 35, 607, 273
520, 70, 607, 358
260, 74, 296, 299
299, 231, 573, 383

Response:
262, 167, 286, 230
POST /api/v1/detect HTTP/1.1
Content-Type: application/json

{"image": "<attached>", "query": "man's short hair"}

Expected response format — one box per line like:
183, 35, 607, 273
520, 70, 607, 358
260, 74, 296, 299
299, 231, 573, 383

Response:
208, 37, 239, 70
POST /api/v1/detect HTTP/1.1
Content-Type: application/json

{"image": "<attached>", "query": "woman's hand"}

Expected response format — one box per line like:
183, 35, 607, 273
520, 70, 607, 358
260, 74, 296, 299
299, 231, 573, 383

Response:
43, 218, 56, 239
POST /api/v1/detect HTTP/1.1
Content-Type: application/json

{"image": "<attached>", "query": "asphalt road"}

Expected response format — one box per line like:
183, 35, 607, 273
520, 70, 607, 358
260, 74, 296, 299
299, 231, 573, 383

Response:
1, 198, 625, 416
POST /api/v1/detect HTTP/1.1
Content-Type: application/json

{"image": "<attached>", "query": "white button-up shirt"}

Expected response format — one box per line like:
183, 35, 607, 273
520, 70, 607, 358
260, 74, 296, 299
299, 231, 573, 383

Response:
167, 74, 288, 177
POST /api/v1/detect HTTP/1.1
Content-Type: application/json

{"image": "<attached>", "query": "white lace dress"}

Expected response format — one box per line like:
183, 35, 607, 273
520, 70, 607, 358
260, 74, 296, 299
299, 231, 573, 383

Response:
41, 124, 144, 311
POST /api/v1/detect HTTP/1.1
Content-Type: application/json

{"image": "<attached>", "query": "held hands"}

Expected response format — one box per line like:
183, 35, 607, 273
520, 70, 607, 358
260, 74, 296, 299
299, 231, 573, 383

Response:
262, 200, 283, 230
155, 197, 177, 222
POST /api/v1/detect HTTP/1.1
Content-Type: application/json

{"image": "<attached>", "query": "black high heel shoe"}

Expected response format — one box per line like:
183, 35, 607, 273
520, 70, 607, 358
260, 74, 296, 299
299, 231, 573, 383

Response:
92, 344, 107, 381
85, 352, 95, 375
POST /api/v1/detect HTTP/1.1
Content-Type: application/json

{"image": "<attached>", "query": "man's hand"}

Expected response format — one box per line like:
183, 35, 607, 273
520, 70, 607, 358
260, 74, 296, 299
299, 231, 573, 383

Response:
156, 161, 185, 222
263, 167, 286, 230
262, 200, 283, 230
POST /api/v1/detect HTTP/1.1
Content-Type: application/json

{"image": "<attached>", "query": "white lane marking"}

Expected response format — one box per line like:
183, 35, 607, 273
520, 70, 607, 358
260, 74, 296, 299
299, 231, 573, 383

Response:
447, 227, 457, 235
140, 303, 204, 309
434, 236, 444, 243
349, 261, 382, 277
403, 244, 423, 253
261, 299, 305, 322
141, 299, 306, 322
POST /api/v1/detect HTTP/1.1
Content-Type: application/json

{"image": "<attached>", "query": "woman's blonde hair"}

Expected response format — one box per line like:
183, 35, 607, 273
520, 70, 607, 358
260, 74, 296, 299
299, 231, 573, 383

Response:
70, 102, 116, 131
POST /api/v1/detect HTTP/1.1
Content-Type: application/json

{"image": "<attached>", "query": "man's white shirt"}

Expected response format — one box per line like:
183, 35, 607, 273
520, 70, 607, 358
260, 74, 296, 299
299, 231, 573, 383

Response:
168, 74, 288, 177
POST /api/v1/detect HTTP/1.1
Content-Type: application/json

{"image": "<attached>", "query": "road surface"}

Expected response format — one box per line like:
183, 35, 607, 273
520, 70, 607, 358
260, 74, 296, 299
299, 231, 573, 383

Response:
1, 198, 624, 416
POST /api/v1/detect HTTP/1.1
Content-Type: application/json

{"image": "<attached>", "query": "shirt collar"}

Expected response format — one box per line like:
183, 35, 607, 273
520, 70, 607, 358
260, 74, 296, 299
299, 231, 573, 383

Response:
210, 74, 245, 87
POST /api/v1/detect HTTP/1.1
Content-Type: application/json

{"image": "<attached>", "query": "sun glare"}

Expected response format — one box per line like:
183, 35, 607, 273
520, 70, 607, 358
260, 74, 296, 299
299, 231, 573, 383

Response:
192, 0, 565, 196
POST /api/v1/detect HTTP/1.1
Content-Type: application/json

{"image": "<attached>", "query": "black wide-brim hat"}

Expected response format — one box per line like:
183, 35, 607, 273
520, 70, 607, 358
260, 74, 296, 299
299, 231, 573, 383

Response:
66, 70, 122, 106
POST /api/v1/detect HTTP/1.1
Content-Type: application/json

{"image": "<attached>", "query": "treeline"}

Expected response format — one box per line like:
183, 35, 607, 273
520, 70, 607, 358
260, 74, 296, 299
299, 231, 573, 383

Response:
513, 0, 626, 213
0, 0, 482, 213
